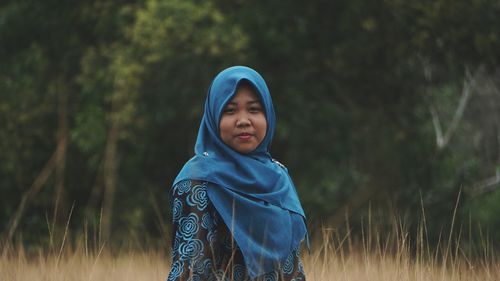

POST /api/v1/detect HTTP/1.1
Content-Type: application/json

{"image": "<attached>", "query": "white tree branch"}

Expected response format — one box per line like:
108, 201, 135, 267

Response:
430, 106, 444, 148
470, 172, 500, 196
430, 66, 482, 150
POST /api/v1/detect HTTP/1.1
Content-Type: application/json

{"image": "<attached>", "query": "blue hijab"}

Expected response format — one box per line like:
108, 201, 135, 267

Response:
173, 66, 307, 278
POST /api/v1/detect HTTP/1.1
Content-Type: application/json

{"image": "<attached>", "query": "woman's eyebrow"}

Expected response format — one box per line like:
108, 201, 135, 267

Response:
227, 100, 260, 105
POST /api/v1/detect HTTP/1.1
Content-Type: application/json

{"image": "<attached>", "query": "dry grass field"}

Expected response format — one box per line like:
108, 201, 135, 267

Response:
1, 228, 499, 281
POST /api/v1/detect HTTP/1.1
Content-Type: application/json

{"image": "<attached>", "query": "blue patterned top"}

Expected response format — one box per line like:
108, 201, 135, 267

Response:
167, 180, 306, 281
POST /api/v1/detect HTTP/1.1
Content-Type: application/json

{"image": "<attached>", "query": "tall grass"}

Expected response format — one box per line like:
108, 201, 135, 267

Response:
301, 224, 499, 281
1, 196, 499, 281
1, 246, 167, 281
1, 223, 499, 281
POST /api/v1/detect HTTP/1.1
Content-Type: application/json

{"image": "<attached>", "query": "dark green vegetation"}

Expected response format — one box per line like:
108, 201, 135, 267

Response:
1, 0, 500, 252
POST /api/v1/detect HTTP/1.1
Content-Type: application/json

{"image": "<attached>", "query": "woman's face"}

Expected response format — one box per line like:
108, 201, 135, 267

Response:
219, 85, 267, 154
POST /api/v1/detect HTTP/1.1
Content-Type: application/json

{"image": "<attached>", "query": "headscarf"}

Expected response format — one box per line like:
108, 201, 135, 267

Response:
173, 66, 307, 278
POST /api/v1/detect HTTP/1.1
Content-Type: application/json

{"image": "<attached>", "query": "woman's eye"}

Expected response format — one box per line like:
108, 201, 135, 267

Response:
223, 107, 235, 114
249, 106, 262, 112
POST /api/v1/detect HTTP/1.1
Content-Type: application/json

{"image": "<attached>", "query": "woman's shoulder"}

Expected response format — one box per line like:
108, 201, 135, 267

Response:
171, 179, 210, 212
172, 179, 209, 196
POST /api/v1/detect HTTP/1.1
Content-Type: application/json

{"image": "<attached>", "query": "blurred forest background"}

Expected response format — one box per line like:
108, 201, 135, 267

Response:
1, 0, 500, 254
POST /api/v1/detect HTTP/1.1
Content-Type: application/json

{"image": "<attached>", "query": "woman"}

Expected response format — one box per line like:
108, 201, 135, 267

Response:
168, 66, 308, 281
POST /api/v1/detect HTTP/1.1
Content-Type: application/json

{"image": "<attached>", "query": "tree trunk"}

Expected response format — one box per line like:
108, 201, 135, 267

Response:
2, 151, 57, 255
101, 122, 119, 241
53, 78, 69, 225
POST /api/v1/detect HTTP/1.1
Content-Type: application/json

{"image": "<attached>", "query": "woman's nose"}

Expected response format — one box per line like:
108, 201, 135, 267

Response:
236, 115, 251, 127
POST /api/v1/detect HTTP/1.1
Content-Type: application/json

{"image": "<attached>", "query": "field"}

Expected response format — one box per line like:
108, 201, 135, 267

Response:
1, 229, 499, 281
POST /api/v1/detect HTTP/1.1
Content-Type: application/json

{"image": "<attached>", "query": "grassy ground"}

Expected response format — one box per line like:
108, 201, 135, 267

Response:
1, 249, 167, 281
1, 233, 499, 281
2, 206, 498, 281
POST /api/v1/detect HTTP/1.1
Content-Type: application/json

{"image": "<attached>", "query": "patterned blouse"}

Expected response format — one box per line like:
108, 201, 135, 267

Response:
167, 180, 306, 281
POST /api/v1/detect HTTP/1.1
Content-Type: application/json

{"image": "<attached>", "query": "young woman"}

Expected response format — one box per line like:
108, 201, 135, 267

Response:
168, 66, 308, 281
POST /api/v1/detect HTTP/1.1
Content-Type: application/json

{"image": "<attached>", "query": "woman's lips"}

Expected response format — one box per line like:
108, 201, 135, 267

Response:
236, 133, 252, 140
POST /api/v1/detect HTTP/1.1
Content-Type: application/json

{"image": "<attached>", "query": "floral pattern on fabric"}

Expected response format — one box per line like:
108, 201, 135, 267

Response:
167, 180, 306, 281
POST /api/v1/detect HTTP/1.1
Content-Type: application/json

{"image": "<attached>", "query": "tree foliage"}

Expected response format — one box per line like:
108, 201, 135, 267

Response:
1, 0, 500, 249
